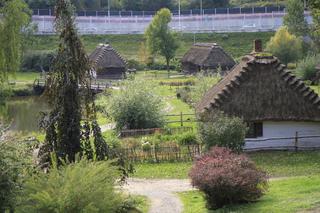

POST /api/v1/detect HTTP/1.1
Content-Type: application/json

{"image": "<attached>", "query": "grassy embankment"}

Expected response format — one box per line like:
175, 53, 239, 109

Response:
29, 32, 274, 61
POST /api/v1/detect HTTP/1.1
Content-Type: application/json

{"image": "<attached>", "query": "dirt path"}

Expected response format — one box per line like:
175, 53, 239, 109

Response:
123, 178, 194, 213
124, 177, 291, 213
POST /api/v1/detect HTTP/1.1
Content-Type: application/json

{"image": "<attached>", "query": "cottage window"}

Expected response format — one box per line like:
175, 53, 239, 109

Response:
246, 122, 263, 138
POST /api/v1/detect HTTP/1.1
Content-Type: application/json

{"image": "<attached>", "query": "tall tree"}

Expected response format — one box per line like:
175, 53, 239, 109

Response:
0, 0, 30, 103
309, 0, 320, 48
145, 8, 179, 72
283, 0, 308, 36
43, 0, 107, 162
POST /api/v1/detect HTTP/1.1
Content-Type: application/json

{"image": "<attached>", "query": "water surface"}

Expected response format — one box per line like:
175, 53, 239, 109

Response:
1, 96, 49, 132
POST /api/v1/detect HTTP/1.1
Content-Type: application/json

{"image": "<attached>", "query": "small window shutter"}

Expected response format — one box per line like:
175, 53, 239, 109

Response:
255, 122, 263, 137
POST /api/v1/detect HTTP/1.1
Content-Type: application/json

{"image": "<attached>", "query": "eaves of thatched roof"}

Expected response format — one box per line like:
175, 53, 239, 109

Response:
89, 44, 127, 70
181, 43, 236, 69
197, 55, 320, 122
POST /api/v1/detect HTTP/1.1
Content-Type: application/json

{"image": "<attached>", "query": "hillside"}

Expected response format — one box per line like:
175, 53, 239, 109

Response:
30, 32, 274, 62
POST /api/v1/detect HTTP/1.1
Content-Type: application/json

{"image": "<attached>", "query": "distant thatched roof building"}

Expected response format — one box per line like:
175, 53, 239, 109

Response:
181, 43, 236, 74
89, 44, 127, 79
197, 40, 320, 140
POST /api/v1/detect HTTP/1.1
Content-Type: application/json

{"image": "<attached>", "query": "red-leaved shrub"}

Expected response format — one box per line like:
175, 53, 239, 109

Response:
189, 147, 268, 209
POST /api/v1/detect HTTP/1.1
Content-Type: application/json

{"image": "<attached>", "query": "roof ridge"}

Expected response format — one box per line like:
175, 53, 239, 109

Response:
278, 68, 320, 109
199, 56, 320, 114
206, 63, 253, 110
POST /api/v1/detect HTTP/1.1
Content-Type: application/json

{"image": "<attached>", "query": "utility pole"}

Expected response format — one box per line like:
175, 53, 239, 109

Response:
108, 0, 110, 18
179, 0, 181, 31
200, 0, 203, 16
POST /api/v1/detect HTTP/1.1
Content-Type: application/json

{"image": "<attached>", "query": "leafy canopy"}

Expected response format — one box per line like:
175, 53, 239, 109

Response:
198, 111, 247, 152
0, 0, 31, 103
266, 26, 302, 64
101, 78, 165, 130
145, 8, 179, 70
283, 0, 308, 36
309, 0, 320, 48
295, 54, 320, 82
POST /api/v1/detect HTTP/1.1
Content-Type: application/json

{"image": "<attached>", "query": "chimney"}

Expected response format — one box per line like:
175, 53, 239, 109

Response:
253, 39, 263, 53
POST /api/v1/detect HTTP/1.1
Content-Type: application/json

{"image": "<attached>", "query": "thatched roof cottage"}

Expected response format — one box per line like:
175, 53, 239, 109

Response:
181, 43, 236, 74
197, 40, 320, 150
89, 44, 127, 79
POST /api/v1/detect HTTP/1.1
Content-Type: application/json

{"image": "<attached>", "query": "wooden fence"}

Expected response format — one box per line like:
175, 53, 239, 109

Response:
120, 126, 193, 137
117, 134, 320, 162
164, 112, 196, 127
116, 144, 202, 162
245, 134, 320, 151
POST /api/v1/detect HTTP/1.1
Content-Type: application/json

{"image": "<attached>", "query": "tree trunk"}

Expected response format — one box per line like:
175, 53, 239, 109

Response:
166, 58, 170, 78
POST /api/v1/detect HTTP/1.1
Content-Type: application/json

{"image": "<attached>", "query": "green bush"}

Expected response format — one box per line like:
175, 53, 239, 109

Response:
0, 136, 35, 211
176, 86, 192, 104
106, 79, 165, 130
190, 73, 220, 106
127, 59, 145, 71
0, 141, 20, 211
177, 131, 198, 146
17, 158, 131, 213
198, 112, 247, 152
21, 51, 55, 72
266, 26, 302, 64
295, 54, 320, 83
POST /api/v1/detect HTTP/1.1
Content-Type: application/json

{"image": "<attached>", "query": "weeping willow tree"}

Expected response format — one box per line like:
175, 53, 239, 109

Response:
0, 0, 31, 103
42, 0, 108, 162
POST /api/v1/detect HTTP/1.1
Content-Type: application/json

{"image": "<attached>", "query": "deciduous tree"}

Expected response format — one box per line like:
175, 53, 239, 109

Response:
0, 0, 31, 103
283, 0, 308, 36
266, 26, 302, 64
309, 0, 320, 48
145, 8, 179, 72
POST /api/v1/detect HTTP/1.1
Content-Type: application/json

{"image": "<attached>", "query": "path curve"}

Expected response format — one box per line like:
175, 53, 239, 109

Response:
123, 178, 194, 213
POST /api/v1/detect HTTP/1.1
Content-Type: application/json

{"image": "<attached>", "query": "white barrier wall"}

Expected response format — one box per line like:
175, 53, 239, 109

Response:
32, 12, 312, 35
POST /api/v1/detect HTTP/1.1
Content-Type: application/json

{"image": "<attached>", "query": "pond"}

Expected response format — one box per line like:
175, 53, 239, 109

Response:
0, 96, 49, 132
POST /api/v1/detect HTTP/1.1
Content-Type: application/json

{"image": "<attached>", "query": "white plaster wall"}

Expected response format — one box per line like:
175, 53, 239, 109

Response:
263, 121, 320, 137
245, 121, 320, 150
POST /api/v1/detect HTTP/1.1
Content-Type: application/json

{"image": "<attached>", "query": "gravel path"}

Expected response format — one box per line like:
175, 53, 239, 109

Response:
123, 177, 290, 213
123, 178, 194, 213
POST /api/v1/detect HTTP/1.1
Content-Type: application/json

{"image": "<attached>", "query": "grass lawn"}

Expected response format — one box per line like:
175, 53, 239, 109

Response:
9, 72, 40, 83
29, 32, 274, 61
132, 151, 320, 179
179, 175, 320, 213
133, 162, 192, 179
310, 85, 320, 95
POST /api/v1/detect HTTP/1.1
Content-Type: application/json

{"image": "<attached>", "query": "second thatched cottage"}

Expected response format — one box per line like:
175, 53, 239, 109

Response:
196, 40, 320, 150
181, 43, 236, 74
89, 44, 127, 79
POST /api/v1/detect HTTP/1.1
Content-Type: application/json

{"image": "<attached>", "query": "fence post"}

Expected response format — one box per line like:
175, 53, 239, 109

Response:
295, 131, 299, 152
180, 112, 183, 127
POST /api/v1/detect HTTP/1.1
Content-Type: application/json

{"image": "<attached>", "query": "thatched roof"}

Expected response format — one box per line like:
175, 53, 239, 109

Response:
89, 44, 127, 70
181, 43, 236, 70
197, 54, 320, 122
